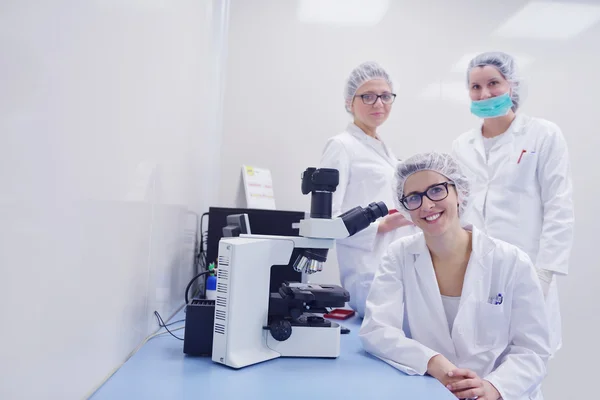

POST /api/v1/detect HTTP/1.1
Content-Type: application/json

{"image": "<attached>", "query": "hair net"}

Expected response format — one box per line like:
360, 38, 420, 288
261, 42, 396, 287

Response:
344, 62, 393, 113
394, 152, 470, 220
466, 51, 521, 112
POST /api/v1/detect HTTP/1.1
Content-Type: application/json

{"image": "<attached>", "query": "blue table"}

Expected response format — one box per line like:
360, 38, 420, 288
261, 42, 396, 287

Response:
91, 310, 455, 399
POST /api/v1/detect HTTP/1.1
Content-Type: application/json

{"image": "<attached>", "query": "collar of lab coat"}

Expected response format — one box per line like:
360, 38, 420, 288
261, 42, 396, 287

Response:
406, 226, 496, 353
407, 225, 495, 297
346, 123, 397, 168
405, 225, 492, 253
468, 113, 529, 160
347, 122, 382, 141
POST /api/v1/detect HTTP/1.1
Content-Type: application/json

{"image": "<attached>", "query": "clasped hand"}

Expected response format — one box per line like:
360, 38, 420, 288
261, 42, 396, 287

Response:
445, 369, 500, 400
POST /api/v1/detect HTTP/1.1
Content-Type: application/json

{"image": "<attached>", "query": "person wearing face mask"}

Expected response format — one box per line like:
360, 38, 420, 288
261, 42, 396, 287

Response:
451, 52, 574, 355
360, 152, 551, 400
319, 61, 416, 317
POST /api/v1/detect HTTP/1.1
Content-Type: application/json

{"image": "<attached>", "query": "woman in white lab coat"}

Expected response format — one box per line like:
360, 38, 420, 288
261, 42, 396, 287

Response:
359, 152, 551, 400
452, 52, 574, 354
320, 62, 415, 317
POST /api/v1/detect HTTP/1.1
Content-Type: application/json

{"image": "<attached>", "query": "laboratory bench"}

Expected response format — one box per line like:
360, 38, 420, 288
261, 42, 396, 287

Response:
90, 309, 455, 399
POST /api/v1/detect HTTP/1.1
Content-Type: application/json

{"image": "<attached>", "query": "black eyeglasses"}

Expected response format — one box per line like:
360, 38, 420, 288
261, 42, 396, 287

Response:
355, 93, 397, 105
400, 182, 455, 211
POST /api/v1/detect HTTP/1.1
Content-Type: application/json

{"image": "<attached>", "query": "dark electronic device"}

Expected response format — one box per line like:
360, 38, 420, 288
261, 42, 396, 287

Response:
183, 299, 215, 356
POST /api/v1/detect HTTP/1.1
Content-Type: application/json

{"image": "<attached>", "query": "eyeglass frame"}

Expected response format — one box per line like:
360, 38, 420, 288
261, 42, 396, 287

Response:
400, 181, 456, 211
354, 93, 397, 105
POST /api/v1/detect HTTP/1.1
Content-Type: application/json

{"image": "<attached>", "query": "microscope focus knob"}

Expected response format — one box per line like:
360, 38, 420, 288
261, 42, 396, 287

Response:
269, 319, 292, 341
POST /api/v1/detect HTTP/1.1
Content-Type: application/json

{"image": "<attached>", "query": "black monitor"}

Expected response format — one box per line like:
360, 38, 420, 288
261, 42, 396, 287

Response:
206, 207, 306, 293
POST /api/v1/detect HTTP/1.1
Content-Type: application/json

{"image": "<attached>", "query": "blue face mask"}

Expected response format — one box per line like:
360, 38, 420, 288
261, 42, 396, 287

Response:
470, 92, 513, 118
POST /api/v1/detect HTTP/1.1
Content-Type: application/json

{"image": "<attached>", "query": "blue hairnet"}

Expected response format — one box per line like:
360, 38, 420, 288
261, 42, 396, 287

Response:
395, 152, 470, 220
344, 62, 393, 113
467, 51, 521, 112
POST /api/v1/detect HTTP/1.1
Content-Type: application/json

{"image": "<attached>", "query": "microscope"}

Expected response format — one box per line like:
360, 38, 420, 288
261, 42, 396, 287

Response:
211, 167, 388, 369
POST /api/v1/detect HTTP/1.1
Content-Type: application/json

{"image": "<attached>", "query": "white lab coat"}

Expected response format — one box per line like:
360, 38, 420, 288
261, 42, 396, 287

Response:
320, 123, 416, 317
452, 114, 574, 353
359, 227, 552, 400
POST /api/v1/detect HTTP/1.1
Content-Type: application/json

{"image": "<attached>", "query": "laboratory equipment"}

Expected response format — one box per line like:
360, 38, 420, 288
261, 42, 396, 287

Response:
211, 167, 387, 369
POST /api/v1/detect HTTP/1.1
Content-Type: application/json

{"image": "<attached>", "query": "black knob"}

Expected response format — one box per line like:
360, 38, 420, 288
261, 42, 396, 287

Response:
269, 319, 292, 341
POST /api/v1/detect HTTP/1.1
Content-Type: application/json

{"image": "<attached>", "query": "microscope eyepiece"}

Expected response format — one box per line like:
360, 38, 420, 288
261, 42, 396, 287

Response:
364, 202, 388, 222
338, 202, 388, 236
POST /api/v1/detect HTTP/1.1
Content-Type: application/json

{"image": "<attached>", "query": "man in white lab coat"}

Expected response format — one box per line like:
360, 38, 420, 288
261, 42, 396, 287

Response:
360, 152, 551, 400
320, 62, 416, 317
452, 52, 574, 354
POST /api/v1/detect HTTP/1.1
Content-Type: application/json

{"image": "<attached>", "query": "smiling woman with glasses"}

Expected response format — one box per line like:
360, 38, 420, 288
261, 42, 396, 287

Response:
400, 181, 455, 211
360, 152, 552, 400
318, 61, 416, 318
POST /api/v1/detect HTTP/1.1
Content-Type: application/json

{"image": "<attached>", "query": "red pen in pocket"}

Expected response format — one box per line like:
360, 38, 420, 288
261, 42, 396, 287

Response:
517, 149, 526, 164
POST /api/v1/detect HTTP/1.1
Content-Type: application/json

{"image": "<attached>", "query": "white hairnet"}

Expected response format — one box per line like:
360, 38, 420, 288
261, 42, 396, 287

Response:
467, 51, 521, 112
344, 62, 393, 113
395, 152, 470, 220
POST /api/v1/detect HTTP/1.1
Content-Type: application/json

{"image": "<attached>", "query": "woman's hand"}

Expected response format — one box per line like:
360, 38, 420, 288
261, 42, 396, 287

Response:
446, 368, 501, 400
426, 355, 461, 387
377, 213, 414, 234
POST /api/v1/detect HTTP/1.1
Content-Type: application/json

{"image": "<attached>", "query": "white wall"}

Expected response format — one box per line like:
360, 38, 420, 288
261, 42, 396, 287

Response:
0, 1, 225, 399
218, 0, 600, 398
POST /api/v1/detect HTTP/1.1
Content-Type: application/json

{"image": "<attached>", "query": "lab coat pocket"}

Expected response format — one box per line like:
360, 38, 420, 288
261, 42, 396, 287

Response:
476, 302, 508, 347
510, 152, 537, 192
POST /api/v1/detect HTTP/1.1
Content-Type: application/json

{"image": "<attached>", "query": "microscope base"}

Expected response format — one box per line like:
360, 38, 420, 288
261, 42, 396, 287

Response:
266, 322, 341, 358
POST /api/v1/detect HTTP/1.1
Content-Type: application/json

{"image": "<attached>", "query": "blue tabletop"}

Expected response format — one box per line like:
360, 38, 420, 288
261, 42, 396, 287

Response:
91, 310, 455, 400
